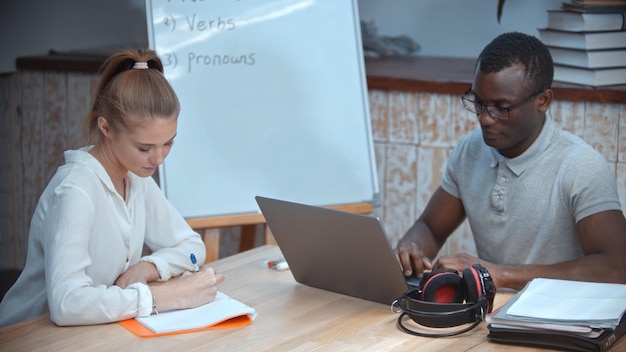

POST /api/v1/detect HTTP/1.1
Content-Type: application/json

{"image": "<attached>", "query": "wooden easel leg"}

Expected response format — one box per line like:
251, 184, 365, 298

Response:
238, 224, 257, 252
203, 228, 220, 263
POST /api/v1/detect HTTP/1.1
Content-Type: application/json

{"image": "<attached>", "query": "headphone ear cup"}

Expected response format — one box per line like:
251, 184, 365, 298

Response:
462, 267, 482, 303
420, 271, 466, 303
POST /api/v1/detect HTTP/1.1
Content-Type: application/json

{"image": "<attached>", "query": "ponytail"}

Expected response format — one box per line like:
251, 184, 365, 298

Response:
84, 49, 180, 144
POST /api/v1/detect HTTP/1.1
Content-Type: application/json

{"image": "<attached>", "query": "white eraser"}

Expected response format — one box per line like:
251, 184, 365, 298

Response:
274, 261, 289, 271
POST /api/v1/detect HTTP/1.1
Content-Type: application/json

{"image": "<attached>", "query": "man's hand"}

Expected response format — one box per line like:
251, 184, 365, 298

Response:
395, 242, 433, 278
433, 253, 503, 288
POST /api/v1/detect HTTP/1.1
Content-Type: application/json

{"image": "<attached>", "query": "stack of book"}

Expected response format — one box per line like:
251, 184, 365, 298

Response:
538, 0, 626, 86
486, 278, 626, 352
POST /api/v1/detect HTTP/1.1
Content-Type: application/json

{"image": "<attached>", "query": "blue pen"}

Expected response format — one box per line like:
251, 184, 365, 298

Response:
190, 253, 200, 272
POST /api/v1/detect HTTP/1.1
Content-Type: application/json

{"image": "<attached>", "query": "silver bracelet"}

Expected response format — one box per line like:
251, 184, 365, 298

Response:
152, 295, 159, 315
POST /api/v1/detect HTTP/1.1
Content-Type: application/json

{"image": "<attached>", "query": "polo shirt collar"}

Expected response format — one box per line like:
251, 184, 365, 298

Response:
488, 117, 554, 176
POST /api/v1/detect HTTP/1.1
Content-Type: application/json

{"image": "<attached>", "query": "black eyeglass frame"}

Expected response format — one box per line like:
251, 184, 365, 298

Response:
461, 88, 544, 121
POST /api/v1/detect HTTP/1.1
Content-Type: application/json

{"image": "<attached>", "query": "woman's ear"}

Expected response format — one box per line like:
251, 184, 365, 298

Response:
97, 116, 111, 137
537, 89, 553, 113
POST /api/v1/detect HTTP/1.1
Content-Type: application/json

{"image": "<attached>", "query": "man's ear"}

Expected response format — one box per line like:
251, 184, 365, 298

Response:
537, 89, 553, 113
97, 116, 111, 137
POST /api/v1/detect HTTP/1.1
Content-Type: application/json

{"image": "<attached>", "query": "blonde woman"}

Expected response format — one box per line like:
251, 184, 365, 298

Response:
0, 49, 224, 327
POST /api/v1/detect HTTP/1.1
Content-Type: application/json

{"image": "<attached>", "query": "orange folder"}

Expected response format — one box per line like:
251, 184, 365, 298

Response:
119, 314, 254, 338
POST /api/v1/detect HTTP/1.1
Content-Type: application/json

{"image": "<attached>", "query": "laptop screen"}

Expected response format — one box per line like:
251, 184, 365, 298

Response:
255, 196, 414, 305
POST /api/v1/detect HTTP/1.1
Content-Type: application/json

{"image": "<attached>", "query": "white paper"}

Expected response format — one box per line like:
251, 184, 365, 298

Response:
135, 291, 257, 333
506, 278, 626, 328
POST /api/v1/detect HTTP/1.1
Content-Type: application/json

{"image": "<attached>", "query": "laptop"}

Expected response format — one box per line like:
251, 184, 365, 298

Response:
255, 196, 419, 305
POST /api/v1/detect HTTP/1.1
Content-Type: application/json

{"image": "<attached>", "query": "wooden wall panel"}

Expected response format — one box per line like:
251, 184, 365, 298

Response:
7, 74, 20, 269
66, 74, 97, 149
418, 93, 452, 148
18, 71, 45, 268
0, 74, 19, 269
389, 91, 419, 145
452, 97, 477, 147
549, 100, 585, 139
414, 147, 448, 216
43, 72, 67, 185
1, 71, 97, 269
7, 73, 21, 267
583, 102, 619, 162
382, 143, 417, 244
368, 90, 388, 142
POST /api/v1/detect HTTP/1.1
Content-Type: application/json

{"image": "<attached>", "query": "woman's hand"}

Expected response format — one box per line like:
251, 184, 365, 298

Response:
150, 268, 225, 312
115, 261, 160, 288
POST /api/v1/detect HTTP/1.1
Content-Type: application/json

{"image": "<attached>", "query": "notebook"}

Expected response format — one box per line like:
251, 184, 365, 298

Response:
119, 291, 256, 337
255, 196, 418, 305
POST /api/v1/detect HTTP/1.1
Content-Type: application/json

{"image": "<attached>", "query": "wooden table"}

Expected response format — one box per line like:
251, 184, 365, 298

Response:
1, 245, 625, 351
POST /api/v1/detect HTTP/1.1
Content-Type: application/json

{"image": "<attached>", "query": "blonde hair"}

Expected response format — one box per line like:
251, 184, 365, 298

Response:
84, 49, 180, 144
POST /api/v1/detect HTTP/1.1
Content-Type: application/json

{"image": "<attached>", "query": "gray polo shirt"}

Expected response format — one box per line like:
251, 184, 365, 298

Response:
442, 117, 621, 265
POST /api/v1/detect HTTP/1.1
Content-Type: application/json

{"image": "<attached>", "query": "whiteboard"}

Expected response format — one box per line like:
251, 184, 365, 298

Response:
146, 0, 378, 218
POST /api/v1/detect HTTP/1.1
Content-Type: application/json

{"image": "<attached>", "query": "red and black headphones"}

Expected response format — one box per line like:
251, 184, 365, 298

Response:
392, 264, 496, 337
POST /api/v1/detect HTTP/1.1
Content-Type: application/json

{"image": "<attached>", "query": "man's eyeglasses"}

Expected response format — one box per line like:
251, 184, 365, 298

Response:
461, 88, 544, 121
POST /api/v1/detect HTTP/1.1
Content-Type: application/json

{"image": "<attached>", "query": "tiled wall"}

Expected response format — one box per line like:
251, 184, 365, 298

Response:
368, 89, 626, 259
1, 70, 625, 269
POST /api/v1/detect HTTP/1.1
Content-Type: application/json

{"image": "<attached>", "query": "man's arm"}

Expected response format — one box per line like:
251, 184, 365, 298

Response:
395, 187, 467, 277
502, 209, 626, 288
434, 210, 626, 290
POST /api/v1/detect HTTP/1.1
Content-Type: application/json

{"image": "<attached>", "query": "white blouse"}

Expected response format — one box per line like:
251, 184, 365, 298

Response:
0, 147, 205, 327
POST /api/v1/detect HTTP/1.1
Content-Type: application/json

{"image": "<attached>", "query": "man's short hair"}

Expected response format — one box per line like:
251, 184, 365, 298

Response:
477, 32, 553, 92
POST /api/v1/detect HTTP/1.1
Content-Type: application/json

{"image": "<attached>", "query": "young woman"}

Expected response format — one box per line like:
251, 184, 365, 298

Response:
0, 49, 224, 327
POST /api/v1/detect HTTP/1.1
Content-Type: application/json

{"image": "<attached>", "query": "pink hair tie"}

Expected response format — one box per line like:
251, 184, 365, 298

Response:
133, 62, 149, 69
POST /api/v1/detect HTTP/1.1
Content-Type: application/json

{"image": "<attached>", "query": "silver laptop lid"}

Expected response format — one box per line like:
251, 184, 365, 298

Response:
255, 196, 411, 305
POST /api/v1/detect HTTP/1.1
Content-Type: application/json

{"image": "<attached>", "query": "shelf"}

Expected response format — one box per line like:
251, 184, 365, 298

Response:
365, 56, 626, 104
15, 54, 626, 104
